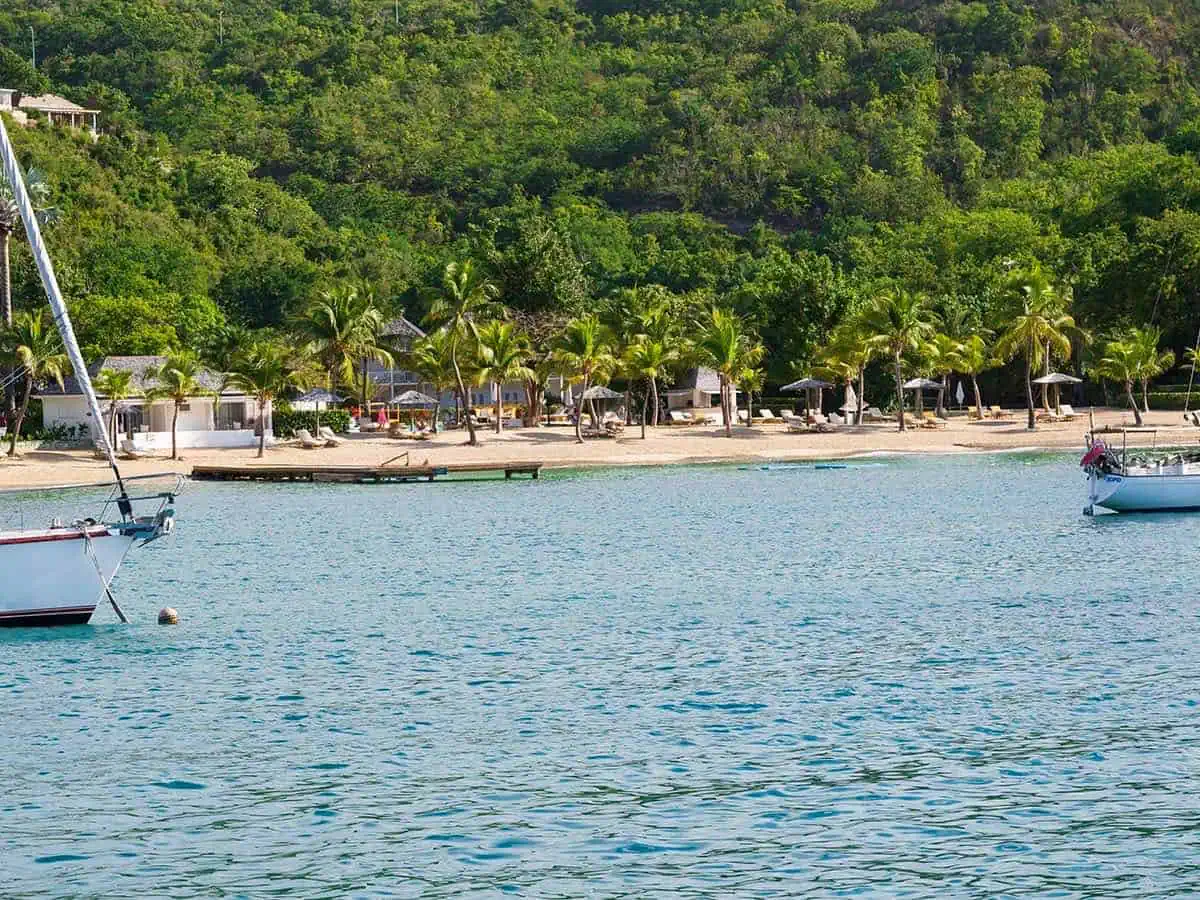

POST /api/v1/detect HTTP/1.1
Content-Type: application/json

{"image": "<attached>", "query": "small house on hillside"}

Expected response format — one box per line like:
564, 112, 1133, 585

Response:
666, 367, 737, 411
0, 89, 99, 134
39, 356, 264, 451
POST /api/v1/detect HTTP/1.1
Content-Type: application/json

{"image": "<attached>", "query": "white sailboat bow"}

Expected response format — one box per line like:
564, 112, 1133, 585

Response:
0, 116, 176, 626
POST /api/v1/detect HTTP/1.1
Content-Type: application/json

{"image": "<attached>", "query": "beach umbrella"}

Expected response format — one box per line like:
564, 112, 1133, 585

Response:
391, 389, 438, 406
1032, 372, 1082, 412
840, 382, 859, 421
902, 378, 943, 416
294, 387, 344, 432
782, 378, 834, 418
955, 380, 965, 408
580, 385, 623, 400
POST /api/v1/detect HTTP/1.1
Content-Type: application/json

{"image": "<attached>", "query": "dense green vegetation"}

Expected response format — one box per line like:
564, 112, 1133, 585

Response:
4, 0, 1200, 406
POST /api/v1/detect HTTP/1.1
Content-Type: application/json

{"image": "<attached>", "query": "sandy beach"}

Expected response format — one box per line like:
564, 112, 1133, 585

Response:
0, 407, 1194, 489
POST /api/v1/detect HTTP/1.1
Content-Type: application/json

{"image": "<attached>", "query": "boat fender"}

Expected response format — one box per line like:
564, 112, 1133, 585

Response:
158, 607, 178, 625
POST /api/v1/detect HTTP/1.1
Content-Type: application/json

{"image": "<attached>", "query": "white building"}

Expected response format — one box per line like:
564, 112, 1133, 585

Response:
0, 89, 100, 134
666, 367, 737, 411
39, 356, 265, 451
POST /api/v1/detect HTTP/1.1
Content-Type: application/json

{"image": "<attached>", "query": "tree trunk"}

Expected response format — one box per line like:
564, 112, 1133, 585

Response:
452, 351, 478, 446
1141, 378, 1150, 413
723, 378, 732, 437
972, 375, 983, 418
894, 351, 905, 431
650, 376, 659, 427
7, 372, 31, 456
640, 382, 648, 440
856, 367, 865, 424
1127, 381, 1143, 426
108, 403, 118, 450
258, 398, 269, 457
1042, 338, 1051, 410
1, 230, 12, 419
575, 375, 589, 443
625, 387, 632, 426
1025, 339, 1036, 430
171, 401, 180, 460
936, 373, 947, 418
494, 381, 502, 433
746, 385, 754, 429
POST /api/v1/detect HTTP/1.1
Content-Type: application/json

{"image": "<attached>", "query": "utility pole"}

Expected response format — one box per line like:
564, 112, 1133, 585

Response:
29, 27, 35, 68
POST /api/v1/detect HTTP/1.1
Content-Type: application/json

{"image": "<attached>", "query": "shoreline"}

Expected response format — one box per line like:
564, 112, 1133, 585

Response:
0, 408, 1193, 489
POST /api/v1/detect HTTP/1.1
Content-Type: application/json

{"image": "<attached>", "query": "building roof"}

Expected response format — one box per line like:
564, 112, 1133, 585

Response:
668, 367, 723, 394
381, 316, 425, 340
18, 93, 98, 114
41, 356, 236, 396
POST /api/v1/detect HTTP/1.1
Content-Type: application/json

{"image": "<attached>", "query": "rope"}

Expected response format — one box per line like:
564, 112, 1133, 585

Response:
77, 522, 128, 624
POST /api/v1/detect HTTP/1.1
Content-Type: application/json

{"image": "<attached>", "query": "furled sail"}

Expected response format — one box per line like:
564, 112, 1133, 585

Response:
0, 116, 130, 509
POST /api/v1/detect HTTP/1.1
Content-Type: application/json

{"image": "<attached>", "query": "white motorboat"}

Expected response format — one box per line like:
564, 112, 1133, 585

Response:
1082, 431, 1200, 514
0, 116, 177, 626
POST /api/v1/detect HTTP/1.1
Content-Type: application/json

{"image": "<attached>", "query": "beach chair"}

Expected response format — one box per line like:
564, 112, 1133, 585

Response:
783, 414, 809, 433
778, 408, 794, 419
1058, 404, 1078, 422
757, 409, 778, 423
828, 412, 844, 425
864, 406, 887, 422
737, 410, 749, 424
921, 411, 948, 429
967, 406, 984, 420
318, 426, 345, 446
988, 406, 1010, 419
119, 438, 149, 460
295, 428, 325, 449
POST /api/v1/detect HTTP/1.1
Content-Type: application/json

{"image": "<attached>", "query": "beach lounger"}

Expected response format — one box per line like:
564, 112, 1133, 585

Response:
783, 414, 809, 433
295, 428, 325, 449
922, 412, 948, 429
1058, 404, 1078, 422
737, 410, 749, 424
967, 406, 984, 420
864, 406, 887, 422
318, 426, 345, 445
988, 406, 1011, 419
119, 438, 149, 460
757, 409, 778, 422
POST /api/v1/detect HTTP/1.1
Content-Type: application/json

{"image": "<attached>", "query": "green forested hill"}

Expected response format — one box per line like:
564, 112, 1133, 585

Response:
4, 0, 1200, 378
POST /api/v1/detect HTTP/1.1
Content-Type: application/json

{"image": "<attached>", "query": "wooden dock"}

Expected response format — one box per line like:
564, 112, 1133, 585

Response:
190, 461, 542, 484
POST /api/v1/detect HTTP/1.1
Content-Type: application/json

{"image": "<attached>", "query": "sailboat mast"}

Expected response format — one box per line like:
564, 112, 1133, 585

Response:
0, 116, 131, 515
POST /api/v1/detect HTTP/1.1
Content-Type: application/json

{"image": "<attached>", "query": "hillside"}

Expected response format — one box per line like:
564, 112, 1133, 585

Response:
4, 0, 1200, 377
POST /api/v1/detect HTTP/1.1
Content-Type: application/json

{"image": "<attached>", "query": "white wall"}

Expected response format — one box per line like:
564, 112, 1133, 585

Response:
41, 396, 92, 431
131, 429, 263, 451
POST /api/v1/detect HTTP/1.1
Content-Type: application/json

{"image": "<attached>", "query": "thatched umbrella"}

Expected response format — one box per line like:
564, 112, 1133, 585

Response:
580, 384, 622, 428
390, 389, 439, 431
903, 377, 943, 416
782, 377, 834, 419
1032, 372, 1082, 413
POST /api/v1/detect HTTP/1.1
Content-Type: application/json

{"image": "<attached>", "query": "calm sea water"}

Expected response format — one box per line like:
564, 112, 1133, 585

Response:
3, 454, 1200, 898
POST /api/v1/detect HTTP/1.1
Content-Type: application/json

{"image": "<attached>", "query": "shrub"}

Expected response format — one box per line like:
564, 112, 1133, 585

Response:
272, 405, 351, 437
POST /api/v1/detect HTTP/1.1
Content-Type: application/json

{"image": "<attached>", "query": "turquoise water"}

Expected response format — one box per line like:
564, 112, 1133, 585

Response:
3, 454, 1200, 897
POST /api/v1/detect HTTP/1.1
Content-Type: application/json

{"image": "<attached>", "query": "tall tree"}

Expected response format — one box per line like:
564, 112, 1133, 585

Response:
474, 320, 534, 434
406, 327, 458, 433
226, 342, 310, 457
553, 314, 616, 443
1128, 325, 1174, 412
924, 334, 962, 418
144, 352, 207, 460
860, 290, 937, 431
1096, 338, 1145, 426
996, 271, 1074, 430
624, 336, 678, 435
0, 167, 56, 417
426, 260, 501, 447
93, 368, 136, 450
293, 286, 393, 405
2, 309, 68, 456
693, 308, 764, 438
947, 334, 995, 417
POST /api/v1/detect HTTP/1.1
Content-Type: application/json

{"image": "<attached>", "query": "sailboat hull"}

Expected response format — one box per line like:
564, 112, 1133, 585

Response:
1088, 471, 1200, 513
0, 526, 139, 626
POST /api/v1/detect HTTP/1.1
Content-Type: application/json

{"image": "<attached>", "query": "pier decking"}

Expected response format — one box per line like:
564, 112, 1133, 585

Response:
191, 462, 542, 483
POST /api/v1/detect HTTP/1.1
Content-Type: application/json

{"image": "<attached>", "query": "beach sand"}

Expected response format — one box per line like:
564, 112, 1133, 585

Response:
0, 407, 1195, 489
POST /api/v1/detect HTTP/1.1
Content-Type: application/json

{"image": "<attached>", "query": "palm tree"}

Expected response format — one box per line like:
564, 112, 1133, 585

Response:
2, 310, 69, 456
947, 334, 995, 417
406, 327, 458, 433
996, 271, 1075, 430
860, 289, 937, 431
739, 365, 765, 429
226, 342, 310, 457
0, 167, 56, 416
693, 308, 764, 437
93, 368, 136, 449
144, 352, 207, 460
624, 337, 679, 435
1128, 325, 1174, 412
553, 314, 616, 443
1096, 338, 1145, 426
293, 286, 393, 407
426, 260, 501, 446
817, 319, 876, 425
474, 321, 534, 434
924, 334, 963, 418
